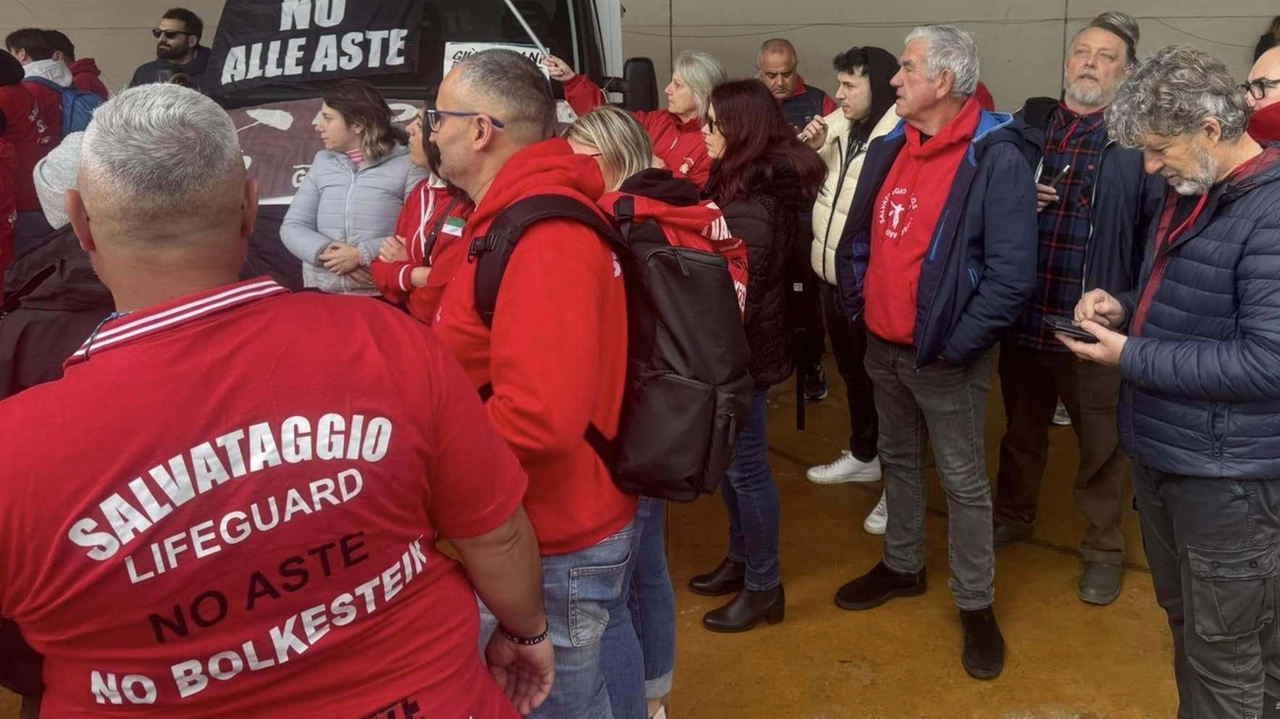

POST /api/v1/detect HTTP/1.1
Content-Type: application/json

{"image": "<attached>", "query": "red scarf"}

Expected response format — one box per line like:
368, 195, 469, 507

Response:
1248, 102, 1280, 144
865, 97, 981, 344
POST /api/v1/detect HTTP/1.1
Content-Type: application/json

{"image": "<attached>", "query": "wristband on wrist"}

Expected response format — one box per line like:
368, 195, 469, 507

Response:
499, 624, 549, 646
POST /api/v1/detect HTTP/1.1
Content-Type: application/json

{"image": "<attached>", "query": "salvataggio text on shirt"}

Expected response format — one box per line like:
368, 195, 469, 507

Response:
66, 413, 392, 583
88, 537, 429, 707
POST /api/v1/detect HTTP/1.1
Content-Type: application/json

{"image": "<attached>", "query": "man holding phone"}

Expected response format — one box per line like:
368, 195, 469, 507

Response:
993, 11, 1164, 605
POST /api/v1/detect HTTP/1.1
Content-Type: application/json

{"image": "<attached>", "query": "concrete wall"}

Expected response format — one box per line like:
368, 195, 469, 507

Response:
0, 1, 1274, 108
623, 1, 1277, 110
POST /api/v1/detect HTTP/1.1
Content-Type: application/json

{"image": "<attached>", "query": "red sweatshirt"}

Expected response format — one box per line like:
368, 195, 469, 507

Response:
0, 85, 56, 212
563, 74, 713, 190
433, 139, 635, 555
371, 179, 473, 325
70, 58, 110, 101
21, 80, 62, 143
865, 97, 980, 344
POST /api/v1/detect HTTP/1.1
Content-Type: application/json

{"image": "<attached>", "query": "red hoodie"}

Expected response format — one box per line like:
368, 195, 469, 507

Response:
371, 178, 473, 324
865, 97, 981, 345
0, 85, 56, 212
563, 74, 713, 190
433, 139, 634, 556
70, 58, 109, 101
0, 139, 16, 294
598, 190, 749, 316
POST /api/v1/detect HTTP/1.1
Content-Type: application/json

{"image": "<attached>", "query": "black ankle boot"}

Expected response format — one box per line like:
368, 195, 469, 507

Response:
702, 585, 785, 633
689, 557, 745, 597
834, 561, 927, 610
960, 606, 1005, 680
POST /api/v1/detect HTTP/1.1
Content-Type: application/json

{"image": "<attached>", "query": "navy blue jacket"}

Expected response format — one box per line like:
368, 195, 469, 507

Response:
1116, 150, 1280, 480
1017, 97, 1165, 296
835, 110, 1038, 367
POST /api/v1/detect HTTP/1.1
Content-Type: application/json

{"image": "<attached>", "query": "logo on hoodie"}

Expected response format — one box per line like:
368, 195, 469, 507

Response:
877, 186, 918, 241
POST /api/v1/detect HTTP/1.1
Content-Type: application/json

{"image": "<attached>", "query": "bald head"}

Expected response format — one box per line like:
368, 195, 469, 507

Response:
78, 84, 247, 241
1248, 46, 1280, 110
758, 38, 800, 100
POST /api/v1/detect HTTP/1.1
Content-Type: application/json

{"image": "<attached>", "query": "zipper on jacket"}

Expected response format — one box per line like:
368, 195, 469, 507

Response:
340, 158, 359, 294
820, 134, 864, 284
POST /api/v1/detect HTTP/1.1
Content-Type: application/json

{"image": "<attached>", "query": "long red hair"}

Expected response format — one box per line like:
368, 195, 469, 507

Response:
706, 79, 825, 206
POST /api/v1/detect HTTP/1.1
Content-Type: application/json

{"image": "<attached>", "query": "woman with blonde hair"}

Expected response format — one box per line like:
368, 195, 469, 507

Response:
547, 51, 725, 190
565, 106, 746, 719
281, 79, 427, 295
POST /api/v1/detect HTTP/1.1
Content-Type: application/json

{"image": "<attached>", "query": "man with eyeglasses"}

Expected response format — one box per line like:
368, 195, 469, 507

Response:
429, 49, 638, 718
129, 8, 207, 89
1245, 46, 1280, 142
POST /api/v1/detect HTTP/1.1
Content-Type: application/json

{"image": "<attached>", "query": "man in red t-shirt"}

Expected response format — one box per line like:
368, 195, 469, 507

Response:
0, 83, 553, 719
429, 50, 639, 719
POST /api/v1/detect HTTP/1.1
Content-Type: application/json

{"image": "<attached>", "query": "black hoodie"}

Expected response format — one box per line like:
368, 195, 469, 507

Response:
850, 46, 900, 146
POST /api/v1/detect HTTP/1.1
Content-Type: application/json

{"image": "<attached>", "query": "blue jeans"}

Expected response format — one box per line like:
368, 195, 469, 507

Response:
629, 497, 676, 699
721, 387, 782, 591
480, 522, 635, 719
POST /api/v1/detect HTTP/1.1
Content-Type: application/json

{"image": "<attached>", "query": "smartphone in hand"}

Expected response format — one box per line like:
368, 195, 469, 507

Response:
1043, 315, 1098, 343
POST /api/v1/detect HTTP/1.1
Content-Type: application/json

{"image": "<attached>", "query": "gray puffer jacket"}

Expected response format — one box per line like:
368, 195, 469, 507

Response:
281, 145, 428, 295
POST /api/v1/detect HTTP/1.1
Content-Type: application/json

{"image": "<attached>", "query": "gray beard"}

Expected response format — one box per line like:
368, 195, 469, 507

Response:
1064, 82, 1112, 108
1170, 145, 1219, 196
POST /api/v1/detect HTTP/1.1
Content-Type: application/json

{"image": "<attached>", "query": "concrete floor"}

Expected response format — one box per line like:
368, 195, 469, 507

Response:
0, 356, 1177, 718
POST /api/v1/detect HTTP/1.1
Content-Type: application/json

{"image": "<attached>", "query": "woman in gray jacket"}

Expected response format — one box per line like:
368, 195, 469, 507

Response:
282, 79, 428, 295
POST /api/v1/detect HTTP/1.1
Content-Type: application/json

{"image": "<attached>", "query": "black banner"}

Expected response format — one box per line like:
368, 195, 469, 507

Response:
208, 0, 423, 93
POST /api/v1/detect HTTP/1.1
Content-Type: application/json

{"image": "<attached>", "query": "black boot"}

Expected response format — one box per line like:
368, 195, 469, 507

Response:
960, 606, 1005, 680
702, 585, 785, 633
835, 561, 927, 611
689, 557, 745, 597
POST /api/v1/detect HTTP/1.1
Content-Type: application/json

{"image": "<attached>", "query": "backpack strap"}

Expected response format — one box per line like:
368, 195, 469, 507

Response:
476, 381, 613, 468
611, 195, 637, 244
421, 197, 461, 266
470, 194, 620, 328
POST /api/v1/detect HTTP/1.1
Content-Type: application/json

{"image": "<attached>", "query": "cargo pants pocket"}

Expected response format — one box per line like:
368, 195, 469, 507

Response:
1188, 543, 1278, 642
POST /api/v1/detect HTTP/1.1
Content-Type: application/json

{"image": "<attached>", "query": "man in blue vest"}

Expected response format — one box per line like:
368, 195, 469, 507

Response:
758, 38, 837, 402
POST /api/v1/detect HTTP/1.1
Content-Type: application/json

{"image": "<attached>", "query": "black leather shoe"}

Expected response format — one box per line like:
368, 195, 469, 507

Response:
689, 558, 745, 597
702, 585, 785, 633
993, 523, 1032, 551
835, 561, 926, 611
960, 606, 1005, 680
1079, 562, 1123, 605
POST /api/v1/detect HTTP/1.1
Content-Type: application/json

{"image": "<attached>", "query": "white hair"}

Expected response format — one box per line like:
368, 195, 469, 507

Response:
673, 51, 726, 121
79, 84, 242, 221
905, 25, 980, 98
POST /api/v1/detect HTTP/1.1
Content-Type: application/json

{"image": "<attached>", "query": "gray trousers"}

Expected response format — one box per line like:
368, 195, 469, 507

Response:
1134, 465, 1280, 719
864, 335, 996, 610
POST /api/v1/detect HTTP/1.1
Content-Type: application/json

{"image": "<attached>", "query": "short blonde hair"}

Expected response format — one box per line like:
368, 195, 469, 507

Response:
564, 107, 653, 191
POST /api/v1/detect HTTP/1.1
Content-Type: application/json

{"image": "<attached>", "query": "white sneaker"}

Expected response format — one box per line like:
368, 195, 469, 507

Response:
1053, 400, 1072, 426
806, 451, 883, 484
863, 491, 888, 535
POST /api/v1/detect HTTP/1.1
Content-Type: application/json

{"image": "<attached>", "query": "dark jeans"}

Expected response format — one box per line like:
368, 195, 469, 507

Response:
818, 282, 878, 461
865, 335, 995, 610
1134, 466, 1280, 719
722, 387, 782, 591
994, 343, 1128, 564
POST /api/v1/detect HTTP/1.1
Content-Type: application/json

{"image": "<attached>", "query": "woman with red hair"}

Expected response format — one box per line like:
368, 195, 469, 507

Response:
689, 79, 825, 633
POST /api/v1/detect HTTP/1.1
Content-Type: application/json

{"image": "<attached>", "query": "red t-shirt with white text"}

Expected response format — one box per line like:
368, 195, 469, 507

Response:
0, 279, 526, 719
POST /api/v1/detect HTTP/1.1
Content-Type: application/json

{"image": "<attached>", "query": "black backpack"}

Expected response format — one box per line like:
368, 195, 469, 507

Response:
470, 194, 753, 501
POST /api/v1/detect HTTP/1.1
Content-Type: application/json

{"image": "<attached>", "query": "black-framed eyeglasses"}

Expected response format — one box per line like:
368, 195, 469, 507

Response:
705, 117, 722, 134
425, 108, 507, 133
1240, 78, 1280, 100
153, 28, 195, 40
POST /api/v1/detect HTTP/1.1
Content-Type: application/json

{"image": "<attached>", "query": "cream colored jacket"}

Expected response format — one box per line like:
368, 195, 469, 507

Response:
810, 106, 901, 284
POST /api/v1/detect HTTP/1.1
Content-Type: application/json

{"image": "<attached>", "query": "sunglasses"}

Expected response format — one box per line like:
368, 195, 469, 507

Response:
152, 28, 195, 40
1240, 78, 1280, 101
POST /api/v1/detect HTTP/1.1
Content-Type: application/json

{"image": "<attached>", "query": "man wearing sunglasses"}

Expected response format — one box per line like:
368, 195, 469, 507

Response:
129, 8, 208, 89
1245, 46, 1280, 142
